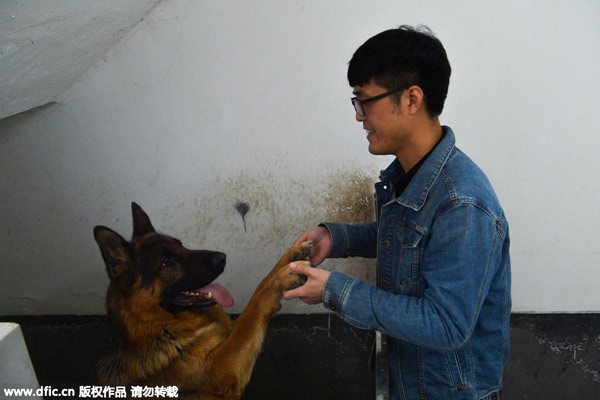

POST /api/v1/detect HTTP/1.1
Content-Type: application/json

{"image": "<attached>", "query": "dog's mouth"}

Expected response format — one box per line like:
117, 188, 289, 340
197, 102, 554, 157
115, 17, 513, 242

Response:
170, 283, 234, 308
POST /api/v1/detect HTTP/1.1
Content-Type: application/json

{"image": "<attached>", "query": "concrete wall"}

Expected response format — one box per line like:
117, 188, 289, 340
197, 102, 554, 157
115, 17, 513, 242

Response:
1, 0, 599, 315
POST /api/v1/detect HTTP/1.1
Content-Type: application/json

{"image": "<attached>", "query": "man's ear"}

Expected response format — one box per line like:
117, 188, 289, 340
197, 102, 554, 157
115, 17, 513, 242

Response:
131, 202, 156, 238
93, 225, 133, 281
406, 85, 425, 115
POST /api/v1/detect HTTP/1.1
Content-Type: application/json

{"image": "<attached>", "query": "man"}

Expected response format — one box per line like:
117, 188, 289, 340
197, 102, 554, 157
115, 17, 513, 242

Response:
284, 25, 511, 400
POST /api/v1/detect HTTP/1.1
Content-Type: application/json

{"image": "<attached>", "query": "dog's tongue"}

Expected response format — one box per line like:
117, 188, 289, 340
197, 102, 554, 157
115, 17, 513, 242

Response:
203, 283, 234, 307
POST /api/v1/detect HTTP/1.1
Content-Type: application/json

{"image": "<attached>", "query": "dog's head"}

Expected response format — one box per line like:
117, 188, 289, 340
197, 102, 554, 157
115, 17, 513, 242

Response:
93, 202, 233, 313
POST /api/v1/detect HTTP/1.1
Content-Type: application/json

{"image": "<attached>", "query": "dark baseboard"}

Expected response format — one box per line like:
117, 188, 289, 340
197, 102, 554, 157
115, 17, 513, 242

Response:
1, 313, 598, 399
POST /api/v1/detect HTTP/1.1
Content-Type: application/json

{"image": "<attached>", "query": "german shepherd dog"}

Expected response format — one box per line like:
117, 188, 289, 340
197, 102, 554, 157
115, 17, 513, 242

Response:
93, 203, 313, 399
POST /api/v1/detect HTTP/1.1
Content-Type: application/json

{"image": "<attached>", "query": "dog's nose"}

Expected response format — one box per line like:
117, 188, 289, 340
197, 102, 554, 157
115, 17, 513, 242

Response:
212, 253, 226, 270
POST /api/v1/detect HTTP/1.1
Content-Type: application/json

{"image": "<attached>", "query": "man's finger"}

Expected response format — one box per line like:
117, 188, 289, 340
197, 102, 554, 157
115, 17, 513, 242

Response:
289, 261, 312, 274
283, 287, 300, 300
284, 262, 312, 300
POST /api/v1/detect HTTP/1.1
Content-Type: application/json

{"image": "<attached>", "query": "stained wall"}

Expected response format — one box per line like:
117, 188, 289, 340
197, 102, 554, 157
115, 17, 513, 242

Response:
1, 0, 599, 315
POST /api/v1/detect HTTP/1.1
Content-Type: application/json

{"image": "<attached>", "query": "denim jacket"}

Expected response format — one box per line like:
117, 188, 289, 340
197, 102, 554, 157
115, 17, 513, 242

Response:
322, 127, 511, 400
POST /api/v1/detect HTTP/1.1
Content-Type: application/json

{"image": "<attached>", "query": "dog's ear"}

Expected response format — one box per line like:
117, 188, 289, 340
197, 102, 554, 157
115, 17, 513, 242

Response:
131, 202, 156, 238
93, 226, 133, 282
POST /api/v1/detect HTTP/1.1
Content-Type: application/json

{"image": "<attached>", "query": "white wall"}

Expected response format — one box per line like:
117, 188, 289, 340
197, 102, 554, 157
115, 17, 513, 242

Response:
0, 0, 161, 119
1, 0, 599, 315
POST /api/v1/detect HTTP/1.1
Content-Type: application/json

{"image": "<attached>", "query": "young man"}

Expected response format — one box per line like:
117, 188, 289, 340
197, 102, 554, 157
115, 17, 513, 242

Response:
284, 26, 511, 400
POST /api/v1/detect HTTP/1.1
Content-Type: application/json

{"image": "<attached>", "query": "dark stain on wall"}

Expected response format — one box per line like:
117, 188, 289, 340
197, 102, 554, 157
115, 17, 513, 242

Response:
312, 169, 376, 224
188, 167, 377, 247
235, 201, 250, 232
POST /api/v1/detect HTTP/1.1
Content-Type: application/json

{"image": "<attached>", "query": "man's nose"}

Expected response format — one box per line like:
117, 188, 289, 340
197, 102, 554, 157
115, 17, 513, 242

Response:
355, 112, 365, 122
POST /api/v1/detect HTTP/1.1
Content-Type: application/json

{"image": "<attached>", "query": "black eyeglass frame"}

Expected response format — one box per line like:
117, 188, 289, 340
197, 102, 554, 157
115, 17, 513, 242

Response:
351, 85, 410, 117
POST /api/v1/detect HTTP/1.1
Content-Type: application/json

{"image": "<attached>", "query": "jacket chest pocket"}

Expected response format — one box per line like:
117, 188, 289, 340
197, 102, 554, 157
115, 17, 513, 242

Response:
395, 224, 425, 295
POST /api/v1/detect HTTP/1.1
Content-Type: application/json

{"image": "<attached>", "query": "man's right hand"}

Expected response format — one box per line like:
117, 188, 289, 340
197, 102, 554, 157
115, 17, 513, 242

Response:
293, 226, 332, 267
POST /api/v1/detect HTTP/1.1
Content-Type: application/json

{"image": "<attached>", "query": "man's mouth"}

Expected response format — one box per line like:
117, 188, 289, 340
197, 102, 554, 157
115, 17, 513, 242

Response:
366, 129, 375, 139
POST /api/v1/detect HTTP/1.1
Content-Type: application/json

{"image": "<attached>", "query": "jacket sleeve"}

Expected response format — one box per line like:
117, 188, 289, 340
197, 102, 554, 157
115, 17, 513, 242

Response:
320, 221, 378, 259
322, 203, 505, 352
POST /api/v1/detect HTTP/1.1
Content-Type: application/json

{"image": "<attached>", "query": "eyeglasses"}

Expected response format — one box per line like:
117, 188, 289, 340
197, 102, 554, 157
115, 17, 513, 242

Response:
351, 85, 409, 117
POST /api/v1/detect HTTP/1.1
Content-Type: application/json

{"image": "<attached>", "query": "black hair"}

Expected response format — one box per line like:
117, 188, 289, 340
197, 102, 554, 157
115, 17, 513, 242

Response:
348, 25, 451, 116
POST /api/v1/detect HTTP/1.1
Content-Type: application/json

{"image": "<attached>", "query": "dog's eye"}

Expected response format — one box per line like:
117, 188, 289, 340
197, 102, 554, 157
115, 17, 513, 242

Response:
161, 256, 174, 267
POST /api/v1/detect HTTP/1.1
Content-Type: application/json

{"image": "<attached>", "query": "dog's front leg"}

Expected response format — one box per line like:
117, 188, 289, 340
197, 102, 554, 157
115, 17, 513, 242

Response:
205, 241, 314, 399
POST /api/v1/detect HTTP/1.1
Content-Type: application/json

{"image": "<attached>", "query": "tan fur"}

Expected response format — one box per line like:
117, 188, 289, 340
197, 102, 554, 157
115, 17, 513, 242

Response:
94, 203, 312, 400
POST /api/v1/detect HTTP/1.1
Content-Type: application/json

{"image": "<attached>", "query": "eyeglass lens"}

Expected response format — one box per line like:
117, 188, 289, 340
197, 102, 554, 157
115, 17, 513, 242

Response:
352, 98, 364, 116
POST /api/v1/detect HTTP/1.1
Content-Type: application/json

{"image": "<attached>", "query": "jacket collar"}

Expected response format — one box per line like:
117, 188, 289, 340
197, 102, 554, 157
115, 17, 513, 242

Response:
379, 126, 456, 211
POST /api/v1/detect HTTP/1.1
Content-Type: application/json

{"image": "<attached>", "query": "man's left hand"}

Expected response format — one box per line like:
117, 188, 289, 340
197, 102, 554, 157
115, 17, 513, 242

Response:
283, 262, 331, 305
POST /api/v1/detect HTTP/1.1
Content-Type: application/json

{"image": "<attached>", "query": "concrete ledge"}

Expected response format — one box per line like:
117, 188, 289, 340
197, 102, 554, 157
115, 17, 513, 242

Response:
0, 323, 40, 398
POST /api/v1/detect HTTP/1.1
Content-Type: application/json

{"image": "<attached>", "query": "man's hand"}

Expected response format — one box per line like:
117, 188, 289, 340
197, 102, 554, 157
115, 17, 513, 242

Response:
293, 226, 331, 267
283, 262, 331, 305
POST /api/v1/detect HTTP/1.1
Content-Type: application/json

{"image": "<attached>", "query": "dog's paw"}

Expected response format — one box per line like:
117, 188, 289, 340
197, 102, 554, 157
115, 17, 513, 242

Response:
268, 241, 315, 281
276, 261, 311, 291
296, 240, 315, 261
284, 240, 314, 264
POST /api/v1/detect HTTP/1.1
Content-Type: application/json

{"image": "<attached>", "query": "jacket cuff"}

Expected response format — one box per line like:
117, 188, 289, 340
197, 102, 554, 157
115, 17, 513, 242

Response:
319, 222, 350, 258
323, 271, 355, 313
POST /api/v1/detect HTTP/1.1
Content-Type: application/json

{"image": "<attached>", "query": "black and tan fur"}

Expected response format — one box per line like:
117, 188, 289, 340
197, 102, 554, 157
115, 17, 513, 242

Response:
93, 203, 312, 399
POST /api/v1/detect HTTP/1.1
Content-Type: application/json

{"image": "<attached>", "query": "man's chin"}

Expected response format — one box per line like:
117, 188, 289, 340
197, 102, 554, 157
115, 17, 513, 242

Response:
368, 144, 386, 156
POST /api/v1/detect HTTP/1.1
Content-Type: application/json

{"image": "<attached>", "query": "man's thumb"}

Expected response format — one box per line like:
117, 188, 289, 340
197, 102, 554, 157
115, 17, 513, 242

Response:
290, 260, 312, 274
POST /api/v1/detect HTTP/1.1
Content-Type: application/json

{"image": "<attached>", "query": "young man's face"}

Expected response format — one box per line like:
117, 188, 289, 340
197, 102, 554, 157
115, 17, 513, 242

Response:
352, 81, 410, 158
